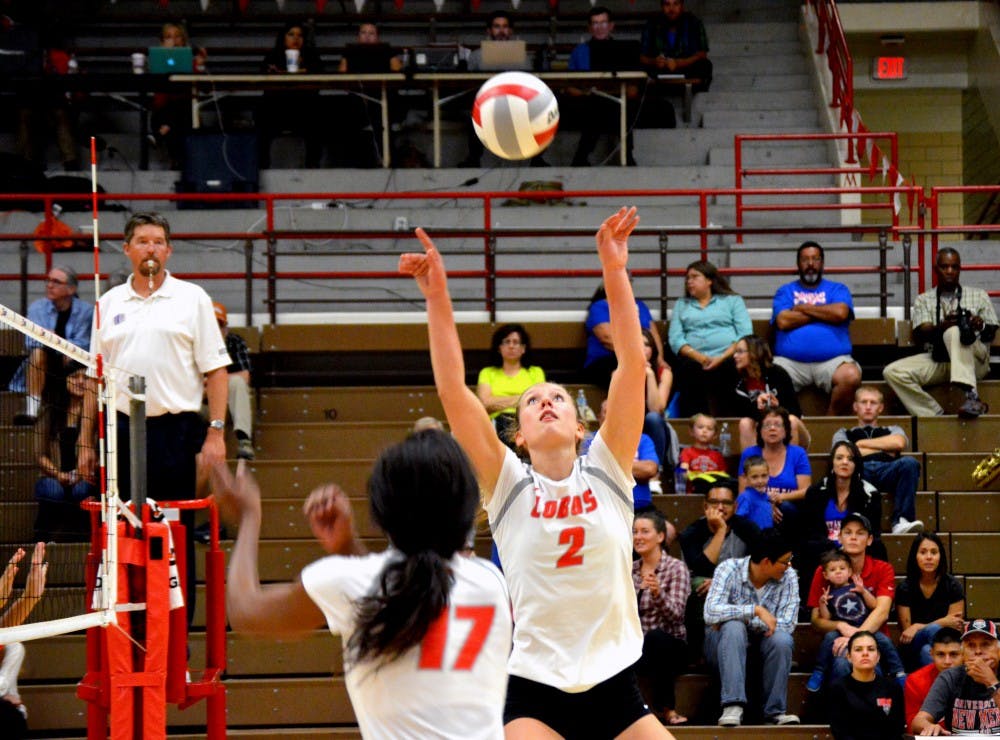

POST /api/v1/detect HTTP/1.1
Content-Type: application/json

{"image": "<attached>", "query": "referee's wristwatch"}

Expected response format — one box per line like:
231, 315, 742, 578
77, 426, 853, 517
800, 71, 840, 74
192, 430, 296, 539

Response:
208, 419, 225, 431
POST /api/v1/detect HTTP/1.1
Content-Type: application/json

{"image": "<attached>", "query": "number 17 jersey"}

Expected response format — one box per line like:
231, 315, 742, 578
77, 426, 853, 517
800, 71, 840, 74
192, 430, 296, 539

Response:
485, 432, 643, 693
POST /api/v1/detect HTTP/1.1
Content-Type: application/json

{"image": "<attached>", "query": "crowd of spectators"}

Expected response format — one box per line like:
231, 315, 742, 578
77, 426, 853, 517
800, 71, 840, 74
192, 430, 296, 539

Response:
0, 3, 713, 171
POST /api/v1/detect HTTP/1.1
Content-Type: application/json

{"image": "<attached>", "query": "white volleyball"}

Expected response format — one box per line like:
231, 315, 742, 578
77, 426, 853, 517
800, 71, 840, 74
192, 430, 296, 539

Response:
472, 72, 559, 161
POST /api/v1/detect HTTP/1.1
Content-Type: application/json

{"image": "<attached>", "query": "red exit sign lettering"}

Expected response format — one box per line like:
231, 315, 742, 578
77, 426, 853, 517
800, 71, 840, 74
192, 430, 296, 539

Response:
872, 56, 906, 80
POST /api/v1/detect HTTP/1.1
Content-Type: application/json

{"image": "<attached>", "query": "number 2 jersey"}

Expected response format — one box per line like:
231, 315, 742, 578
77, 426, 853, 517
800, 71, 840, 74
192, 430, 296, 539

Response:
301, 551, 512, 739
485, 431, 643, 693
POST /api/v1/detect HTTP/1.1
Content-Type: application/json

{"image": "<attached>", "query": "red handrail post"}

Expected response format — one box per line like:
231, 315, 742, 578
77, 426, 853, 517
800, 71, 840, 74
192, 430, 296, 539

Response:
734, 135, 744, 244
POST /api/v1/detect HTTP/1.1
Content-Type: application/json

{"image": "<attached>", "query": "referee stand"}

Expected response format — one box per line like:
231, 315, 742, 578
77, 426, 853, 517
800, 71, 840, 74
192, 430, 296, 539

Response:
76, 377, 227, 739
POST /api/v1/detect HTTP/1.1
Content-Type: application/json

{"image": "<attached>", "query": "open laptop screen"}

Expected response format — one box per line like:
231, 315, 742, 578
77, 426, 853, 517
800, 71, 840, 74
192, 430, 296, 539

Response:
148, 46, 194, 74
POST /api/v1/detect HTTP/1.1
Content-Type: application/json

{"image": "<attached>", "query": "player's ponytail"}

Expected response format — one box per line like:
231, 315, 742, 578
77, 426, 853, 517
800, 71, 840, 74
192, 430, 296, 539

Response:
348, 430, 480, 666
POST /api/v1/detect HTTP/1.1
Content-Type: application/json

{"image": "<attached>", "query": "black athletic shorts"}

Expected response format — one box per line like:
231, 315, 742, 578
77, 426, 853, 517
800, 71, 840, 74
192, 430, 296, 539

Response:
503, 665, 650, 738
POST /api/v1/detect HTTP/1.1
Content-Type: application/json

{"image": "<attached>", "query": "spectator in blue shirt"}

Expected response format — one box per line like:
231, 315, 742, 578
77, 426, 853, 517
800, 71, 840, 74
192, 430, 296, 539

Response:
736, 456, 773, 530
704, 528, 800, 727
584, 282, 662, 390
771, 241, 861, 415
9, 266, 93, 426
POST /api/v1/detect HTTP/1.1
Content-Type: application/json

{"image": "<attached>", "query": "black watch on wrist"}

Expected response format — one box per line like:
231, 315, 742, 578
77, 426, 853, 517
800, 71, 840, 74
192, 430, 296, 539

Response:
988, 681, 1000, 695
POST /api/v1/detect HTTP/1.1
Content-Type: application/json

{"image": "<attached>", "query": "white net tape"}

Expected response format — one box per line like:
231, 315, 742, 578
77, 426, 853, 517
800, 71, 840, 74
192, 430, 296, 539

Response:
0, 303, 117, 643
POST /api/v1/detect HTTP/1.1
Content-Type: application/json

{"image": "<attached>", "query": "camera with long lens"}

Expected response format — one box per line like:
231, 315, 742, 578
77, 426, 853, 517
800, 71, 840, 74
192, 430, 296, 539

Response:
956, 308, 978, 346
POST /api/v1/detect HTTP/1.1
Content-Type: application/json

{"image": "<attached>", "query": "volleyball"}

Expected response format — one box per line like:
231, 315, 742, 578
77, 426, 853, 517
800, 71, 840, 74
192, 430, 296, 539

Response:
472, 72, 559, 161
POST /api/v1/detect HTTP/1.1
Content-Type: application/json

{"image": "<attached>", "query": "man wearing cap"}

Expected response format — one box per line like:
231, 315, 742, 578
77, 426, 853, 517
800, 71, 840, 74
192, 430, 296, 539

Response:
911, 619, 1000, 735
9, 265, 93, 425
806, 512, 898, 683
213, 302, 255, 461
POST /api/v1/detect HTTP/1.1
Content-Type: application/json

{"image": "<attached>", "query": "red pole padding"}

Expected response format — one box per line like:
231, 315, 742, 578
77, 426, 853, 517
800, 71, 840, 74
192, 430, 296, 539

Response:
166, 520, 189, 705
143, 521, 171, 737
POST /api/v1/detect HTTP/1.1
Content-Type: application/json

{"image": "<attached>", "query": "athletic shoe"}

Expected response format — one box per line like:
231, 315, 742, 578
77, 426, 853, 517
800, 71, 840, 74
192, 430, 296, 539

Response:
958, 391, 989, 419
806, 668, 825, 693
718, 706, 743, 727
768, 713, 800, 725
237, 438, 256, 461
892, 517, 925, 534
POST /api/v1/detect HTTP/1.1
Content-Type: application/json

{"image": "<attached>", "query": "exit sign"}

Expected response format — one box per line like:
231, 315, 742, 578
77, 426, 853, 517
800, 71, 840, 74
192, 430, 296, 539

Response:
872, 56, 906, 80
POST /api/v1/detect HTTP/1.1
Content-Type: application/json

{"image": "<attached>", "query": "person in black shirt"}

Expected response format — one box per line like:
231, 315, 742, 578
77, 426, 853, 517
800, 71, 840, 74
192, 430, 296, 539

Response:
828, 630, 905, 740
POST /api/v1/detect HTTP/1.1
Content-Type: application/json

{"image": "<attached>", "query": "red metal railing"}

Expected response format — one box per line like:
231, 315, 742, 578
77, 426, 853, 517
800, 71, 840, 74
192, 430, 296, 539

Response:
809, 0, 855, 137
0, 187, 920, 322
734, 132, 904, 243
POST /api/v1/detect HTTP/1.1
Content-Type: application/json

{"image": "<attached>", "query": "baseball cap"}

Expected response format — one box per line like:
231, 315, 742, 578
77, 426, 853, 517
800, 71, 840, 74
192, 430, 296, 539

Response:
841, 512, 873, 533
213, 301, 227, 325
961, 619, 998, 641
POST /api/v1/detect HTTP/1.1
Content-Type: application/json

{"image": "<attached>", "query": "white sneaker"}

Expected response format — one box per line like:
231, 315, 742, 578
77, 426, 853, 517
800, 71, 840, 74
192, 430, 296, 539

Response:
892, 517, 924, 534
718, 706, 743, 726
768, 713, 800, 725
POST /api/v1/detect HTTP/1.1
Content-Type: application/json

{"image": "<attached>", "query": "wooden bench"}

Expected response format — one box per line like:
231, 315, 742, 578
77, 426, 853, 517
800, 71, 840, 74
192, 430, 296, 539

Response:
965, 577, 1000, 619
926, 453, 1000, 492
916, 417, 1000, 453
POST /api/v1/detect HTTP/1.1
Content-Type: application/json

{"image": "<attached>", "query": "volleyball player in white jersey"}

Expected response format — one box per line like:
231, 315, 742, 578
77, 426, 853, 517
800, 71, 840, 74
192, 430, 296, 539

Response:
213, 431, 512, 739
400, 207, 674, 739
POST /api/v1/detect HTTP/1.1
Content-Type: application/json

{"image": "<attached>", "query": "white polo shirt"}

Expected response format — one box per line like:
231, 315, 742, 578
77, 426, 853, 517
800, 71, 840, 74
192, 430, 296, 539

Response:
302, 550, 511, 739
90, 273, 230, 416
485, 433, 643, 693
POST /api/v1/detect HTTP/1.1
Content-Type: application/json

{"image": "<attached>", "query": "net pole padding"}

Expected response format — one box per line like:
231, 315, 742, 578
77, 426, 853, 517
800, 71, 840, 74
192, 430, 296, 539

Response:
159, 498, 227, 737
142, 519, 170, 739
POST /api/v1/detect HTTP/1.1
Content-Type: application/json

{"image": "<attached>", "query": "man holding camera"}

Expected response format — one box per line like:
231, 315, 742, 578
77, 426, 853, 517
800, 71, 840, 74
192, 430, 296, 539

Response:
884, 248, 997, 418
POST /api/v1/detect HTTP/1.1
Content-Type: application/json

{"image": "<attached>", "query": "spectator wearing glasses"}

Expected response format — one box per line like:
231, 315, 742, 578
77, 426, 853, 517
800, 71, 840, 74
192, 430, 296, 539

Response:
9, 266, 93, 426
680, 475, 761, 662
703, 528, 800, 727
475, 324, 545, 450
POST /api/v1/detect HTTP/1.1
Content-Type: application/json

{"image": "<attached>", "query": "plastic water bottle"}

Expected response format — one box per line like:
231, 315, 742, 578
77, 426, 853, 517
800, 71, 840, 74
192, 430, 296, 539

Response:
576, 389, 597, 425
674, 466, 687, 494
719, 422, 731, 457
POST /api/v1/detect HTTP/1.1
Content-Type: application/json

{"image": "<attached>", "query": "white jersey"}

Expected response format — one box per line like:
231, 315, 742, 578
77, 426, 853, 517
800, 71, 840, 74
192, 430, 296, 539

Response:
90, 273, 230, 416
301, 550, 511, 739
485, 432, 643, 693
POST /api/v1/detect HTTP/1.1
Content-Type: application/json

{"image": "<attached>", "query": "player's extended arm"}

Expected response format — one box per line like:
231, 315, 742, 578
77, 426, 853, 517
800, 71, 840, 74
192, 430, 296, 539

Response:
212, 462, 326, 637
0, 543, 47, 628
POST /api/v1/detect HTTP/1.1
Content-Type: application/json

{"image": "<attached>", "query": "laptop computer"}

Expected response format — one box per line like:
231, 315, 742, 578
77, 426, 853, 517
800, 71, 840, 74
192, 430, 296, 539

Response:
148, 46, 194, 74
479, 40, 528, 71
342, 43, 396, 73
588, 40, 641, 72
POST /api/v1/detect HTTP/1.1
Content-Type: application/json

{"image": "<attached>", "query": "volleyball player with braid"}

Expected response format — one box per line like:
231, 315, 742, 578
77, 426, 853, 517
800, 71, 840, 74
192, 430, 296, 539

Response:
214, 430, 511, 738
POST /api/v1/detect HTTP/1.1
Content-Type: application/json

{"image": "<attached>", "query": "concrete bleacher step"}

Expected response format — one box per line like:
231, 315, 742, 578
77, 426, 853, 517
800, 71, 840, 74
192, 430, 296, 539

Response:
694, 89, 818, 113
702, 110, 821, 130
710, 73, 812, 92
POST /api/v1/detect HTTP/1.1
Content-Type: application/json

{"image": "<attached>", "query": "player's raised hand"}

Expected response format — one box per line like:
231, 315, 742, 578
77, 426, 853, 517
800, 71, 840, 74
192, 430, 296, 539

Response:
303, 484, 360, 555
399, 227, 448, 299
595, 206, 639, 271
0, 548, 25, 603
211, 460, 262, 524
23, 542, 47, 601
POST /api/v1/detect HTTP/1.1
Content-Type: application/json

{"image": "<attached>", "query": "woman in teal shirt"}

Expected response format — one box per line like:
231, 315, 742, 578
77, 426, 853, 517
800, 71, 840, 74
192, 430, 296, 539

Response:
668, 260, 752, 417
476, 323, 546, 449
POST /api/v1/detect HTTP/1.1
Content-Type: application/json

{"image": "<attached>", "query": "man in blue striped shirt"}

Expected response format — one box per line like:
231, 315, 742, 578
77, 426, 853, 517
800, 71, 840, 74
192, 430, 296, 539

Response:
704, 528, 800, 727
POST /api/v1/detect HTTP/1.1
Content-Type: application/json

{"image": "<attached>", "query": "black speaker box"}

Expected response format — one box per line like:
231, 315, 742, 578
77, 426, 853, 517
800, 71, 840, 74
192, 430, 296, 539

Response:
176, 133, 258, 210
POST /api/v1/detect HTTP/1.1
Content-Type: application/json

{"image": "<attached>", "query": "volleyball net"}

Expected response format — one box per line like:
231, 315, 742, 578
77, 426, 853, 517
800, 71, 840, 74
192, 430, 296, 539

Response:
0, 302, 119, 644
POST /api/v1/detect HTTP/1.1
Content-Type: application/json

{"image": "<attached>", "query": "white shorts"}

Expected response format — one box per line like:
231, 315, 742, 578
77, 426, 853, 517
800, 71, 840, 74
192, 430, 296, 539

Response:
773, 354, 858, 393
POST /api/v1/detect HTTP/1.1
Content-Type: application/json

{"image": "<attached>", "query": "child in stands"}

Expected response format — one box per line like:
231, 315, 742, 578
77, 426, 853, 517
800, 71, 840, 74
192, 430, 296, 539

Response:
736, 456, 773, 529
807, 550, 905, 692
679, 413, 726, 473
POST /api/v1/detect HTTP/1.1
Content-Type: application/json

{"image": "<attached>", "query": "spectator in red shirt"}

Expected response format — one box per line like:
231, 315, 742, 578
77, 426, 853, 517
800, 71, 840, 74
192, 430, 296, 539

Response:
904, 627, 963, 730
807, 512, 895, 683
